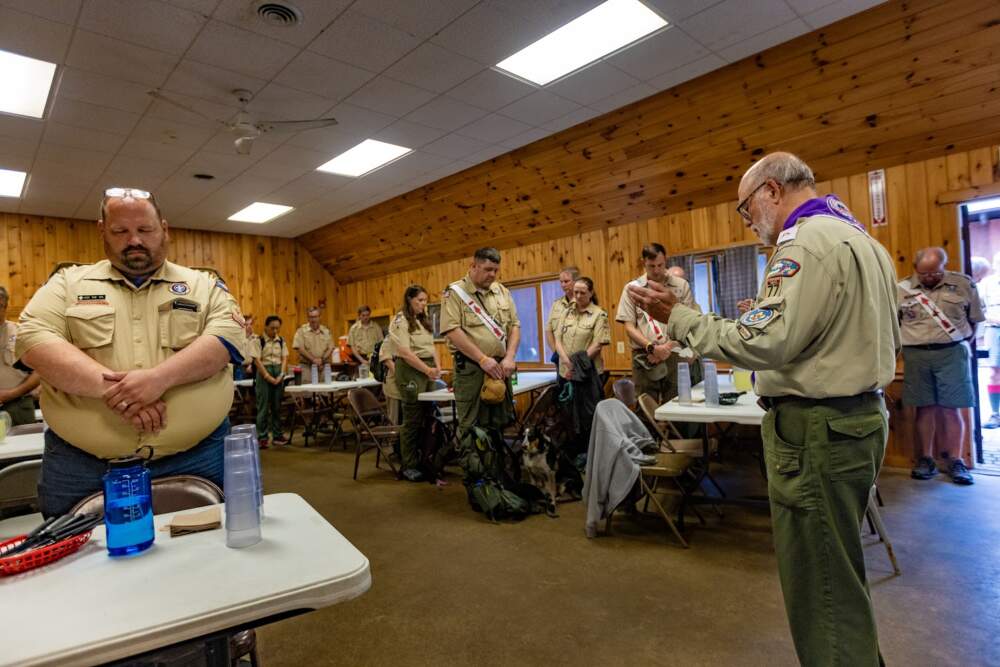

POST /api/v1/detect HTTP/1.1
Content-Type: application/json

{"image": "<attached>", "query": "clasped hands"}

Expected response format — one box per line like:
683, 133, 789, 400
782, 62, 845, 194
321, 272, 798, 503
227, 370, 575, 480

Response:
101, 369, 170, 434
478, 356, 516, 381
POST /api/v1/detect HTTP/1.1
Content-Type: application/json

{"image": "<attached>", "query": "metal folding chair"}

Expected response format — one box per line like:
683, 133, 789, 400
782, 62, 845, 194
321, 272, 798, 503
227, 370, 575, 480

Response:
346, 388, 400, 480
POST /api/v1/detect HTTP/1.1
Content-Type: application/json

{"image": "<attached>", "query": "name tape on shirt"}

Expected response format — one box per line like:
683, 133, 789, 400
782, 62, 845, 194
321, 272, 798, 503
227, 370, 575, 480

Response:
767, 258, 801, 278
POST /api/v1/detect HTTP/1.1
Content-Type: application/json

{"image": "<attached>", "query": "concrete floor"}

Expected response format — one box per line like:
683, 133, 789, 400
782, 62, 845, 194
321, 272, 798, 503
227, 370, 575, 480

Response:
254, 443, 1000, 666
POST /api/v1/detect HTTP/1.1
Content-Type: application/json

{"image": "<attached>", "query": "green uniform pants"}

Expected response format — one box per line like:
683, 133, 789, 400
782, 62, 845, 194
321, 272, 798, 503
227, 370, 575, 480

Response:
631, 352, 702, 403
255, 364, 284, 439
762, 393, 886, 666
453, 355, 514, 439
2, 394, 36, 426
396, 358, 435, 471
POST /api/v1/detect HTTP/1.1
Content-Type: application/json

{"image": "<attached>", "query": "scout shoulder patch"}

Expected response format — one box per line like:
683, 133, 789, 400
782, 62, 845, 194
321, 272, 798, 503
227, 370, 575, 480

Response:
737, 324, 754, 341
765, 277, 782, 297
169, 282, 190, 295
214, 279, 229, 293
767, 258, 801, 278
739, 308, 777, 328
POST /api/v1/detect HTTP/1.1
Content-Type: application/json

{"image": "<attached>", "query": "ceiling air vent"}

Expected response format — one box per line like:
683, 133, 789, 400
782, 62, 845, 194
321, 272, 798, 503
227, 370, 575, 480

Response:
255, 2, 301, 27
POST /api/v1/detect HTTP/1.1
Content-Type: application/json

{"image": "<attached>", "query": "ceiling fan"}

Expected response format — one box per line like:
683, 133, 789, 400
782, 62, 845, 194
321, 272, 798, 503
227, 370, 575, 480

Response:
147, 88, 338, 155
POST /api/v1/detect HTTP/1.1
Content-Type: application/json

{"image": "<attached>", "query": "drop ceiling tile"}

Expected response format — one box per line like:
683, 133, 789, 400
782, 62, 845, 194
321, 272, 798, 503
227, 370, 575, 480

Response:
186, 20, 299, 80
67, 29, 179, 87
679, 0, 796, 52
0, 115, 44, 144
455, 113, 532, 144
606, 27, 710, 81
422, 132, 492, 160
384, 42, 484, 94
548, 62, 641, 107
499, 127, 552, 150
248, 82, 336, 122
163, 59, 268, 108
147, 92, 236, 129
79, 0, 206, 55
35, 143, 115, 172
590, 82, 657, 113
178, 150, 261, 181
267, 171, 346, 203
308, 10, 422, 73
541, 106, 603, 133
499, 90, 579, 126
0, 0, 82, 24
447, 69, 535, 112
261, 143, 331, 170
29, 159, 101, 188
163, 0, 219, 13
643, 0, 724, 22
404, 96, 489, 132
462, 143, 509, 165
102, 154, 181, 183
717, 18, 810, 62
0, 136, 36, 171
58, 67, 152, 115
346, 76, 437, 118
284, 124, 361, 155
155, 173, 224, 212
372, 120, 448, 149
352, 0, 479, 39
201, 128, 281, 157
286, 102, 397, 151
275, 50, 376, 102
118, 137, 198, 165
130, 114, 216, 150
0, 6, 73, 62
803, 0, 885, 29
21, 181, 92, 205
211, 0, 352, 47
786, 0, 841, 15
42, 121, 128, 153
648, 53, 727, 90
241, 158, 313, 183
18, 198, 83, 218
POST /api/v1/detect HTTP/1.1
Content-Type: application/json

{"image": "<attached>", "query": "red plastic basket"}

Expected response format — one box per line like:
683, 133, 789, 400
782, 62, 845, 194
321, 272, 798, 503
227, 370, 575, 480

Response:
0, 530, 93, 576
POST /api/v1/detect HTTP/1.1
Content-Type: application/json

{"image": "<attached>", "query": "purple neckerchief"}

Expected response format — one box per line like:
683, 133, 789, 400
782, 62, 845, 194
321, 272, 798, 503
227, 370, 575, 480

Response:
782, 195, 866, 232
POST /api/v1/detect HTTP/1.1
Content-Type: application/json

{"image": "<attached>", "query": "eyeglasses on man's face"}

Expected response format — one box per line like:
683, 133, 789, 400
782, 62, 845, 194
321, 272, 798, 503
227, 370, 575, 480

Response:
736, 181, 770, 222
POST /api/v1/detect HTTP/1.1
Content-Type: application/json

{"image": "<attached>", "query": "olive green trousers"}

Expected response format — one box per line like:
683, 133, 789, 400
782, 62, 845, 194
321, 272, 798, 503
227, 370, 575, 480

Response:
395, 358, 435, 471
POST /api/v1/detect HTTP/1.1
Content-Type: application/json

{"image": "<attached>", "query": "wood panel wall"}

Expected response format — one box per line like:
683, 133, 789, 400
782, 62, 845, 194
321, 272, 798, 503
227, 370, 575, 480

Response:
0, 212, 339, 345
302, 0, 1000, 283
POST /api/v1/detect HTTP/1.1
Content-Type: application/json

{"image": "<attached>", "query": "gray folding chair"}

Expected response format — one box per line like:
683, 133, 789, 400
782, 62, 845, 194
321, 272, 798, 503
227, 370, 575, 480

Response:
0, 459, 42, 517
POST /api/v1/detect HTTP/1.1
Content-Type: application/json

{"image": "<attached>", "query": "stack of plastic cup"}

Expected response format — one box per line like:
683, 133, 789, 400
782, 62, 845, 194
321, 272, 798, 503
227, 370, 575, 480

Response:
677, 362, 692, 405
310, 364, 319, 385
323, 363, 332, 384
703, 361, 719, 406
230, 423, 263, 517
224, 432, 261, 548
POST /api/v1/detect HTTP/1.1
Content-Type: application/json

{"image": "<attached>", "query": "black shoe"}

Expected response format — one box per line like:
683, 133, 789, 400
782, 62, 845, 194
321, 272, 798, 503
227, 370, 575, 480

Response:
401, 468, 424, 482
986, 414, 1000, 429
911, 456, 938, 480
949, 459, 974, 485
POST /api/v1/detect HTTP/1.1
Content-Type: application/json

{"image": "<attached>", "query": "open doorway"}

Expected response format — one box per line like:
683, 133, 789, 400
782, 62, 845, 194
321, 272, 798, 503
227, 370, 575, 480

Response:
961, 196, 1000, 470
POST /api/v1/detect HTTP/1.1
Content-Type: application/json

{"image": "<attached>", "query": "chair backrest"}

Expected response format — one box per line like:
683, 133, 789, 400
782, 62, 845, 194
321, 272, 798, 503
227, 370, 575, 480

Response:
348, 388, 386, 420
637, 393, 683, 441
613, 379, 637, 409
70, 475, 224, 518
9, 423, 45, 436
0, 459, 42, 512
521, 385, 556, 431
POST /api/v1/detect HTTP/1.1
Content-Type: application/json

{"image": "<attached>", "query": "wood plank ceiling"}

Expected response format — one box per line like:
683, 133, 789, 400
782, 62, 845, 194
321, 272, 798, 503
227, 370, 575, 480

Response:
301, 0, 1000, 284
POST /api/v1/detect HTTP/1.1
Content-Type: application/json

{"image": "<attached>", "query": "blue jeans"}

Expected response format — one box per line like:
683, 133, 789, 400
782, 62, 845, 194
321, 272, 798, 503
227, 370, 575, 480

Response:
37, 419, 229, 518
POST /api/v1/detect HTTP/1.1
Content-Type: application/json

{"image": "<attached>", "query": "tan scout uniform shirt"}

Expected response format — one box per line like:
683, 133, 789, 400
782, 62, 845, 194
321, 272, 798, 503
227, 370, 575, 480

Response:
556, 304, 610, 376
292, 323, 332, 361
15, 260, 245, 459
252, 335, 288, 365
389, 311, 435, 359
616, 273, 697, 348
547, 296, 573, 336
377, 333, 400, 400
666, 213, 901, 398
347, 321, 383, 357
897, 272, 984, 346
440, 275, 520, 359
0, 321, 28, 390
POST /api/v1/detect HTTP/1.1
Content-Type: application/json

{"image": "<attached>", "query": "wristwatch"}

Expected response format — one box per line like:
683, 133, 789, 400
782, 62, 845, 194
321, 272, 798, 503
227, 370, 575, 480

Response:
644, 342, 656, 354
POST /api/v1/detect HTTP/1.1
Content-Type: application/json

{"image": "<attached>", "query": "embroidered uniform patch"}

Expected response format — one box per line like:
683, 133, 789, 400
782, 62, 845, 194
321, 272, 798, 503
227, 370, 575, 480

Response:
828, 195, 855, 220
214, 279, 229, 293
767, 259, 801, 278
737, 324, 753, 341
740, 308, 777, 328
765, 277, 782, 297
170, 282, 190, 295
78, 294, 106, 301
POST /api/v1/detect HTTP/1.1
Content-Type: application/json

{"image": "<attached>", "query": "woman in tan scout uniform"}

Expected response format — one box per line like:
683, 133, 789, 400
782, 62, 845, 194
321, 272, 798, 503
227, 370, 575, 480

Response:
389, 285, 441, 482
554, 277, 610, 381
545, 266, 579, 363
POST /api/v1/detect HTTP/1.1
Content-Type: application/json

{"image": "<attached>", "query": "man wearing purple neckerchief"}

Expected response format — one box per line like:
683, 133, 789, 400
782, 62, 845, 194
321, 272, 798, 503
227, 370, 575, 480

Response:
628, 152, 899, 666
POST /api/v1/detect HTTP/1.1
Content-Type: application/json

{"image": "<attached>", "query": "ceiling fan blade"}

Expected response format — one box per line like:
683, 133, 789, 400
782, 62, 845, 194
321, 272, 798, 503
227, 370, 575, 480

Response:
256, 117, 339, 134
234, 136, 254, 155
147, 90, 227, 126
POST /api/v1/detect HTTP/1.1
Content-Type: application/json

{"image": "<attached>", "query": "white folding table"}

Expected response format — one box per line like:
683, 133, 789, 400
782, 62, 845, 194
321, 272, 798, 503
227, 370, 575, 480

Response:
0, 431, 45, 463
417, 371, 558, 402
285, 378, 381, 448
0, 493, 371, 667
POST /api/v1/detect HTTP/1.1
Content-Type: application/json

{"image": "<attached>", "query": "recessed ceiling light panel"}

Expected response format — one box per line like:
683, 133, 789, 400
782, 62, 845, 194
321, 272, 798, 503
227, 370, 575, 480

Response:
228, 202, 294, 223
495, 0, 668, 86
316, 139, 412, 177
0, 49, 57, 119
0, 168, 27, 198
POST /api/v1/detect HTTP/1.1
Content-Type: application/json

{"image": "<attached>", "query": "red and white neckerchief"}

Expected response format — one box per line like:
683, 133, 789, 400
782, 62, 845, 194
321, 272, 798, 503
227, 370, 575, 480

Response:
449, 281, 506, 342
901, 284, 962, 341
630, 277, 667, 344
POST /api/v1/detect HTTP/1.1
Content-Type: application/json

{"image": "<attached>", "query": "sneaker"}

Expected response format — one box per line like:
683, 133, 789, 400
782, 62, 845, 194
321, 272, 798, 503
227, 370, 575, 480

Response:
985, 414, 1000, 429
949, 459, 974, 485
401, 468, 424, 482
911, 456, 938, 480
272, 434, 290, 446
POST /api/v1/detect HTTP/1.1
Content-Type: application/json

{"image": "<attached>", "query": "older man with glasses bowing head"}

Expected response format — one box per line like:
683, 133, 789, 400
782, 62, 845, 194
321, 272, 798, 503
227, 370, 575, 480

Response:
16, 187, 247, 517
629, 153, 900, 666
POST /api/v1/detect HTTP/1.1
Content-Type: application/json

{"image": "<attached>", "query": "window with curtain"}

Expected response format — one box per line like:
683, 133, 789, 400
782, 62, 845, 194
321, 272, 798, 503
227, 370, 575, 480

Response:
509, 278, 561, 365
756, 250, 770, 287
692, 256, 720, 313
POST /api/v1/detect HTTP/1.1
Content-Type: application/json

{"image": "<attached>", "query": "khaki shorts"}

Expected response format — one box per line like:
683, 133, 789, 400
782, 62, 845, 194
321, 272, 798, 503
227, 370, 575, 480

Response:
901, 343, 975, 408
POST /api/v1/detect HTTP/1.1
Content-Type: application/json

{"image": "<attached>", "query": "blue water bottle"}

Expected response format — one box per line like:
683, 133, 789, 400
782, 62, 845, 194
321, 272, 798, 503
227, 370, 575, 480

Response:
102, 456, 155, 557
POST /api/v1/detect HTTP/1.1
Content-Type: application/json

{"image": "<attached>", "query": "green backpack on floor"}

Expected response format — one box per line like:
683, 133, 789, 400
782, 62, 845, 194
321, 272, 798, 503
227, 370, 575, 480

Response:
461, 426, 530, 521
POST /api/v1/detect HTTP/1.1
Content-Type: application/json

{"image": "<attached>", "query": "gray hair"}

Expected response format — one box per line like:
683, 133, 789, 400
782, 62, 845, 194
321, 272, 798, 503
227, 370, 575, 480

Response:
914, 247, 948, 267
560, 266, 580, 280
0, 286, 7, 305
970, 256, 991, 280
743, 152, 816, 192
473, 247, 501, 264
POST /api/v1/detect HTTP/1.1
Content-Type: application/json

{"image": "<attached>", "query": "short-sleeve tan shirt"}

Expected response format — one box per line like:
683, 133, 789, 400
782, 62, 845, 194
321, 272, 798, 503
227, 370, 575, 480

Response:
15, 260, 245, 459
389, 311, 435, 359
556, 304, 610, 376
0, 321, 28, 390
616, 273, 697, 349
347, 321, 383, 357
547, 296, 572, 335
897, 272, 985, 345
440, 275, 520, 358
252, 335, 288, 365
292, 323, 332, 360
